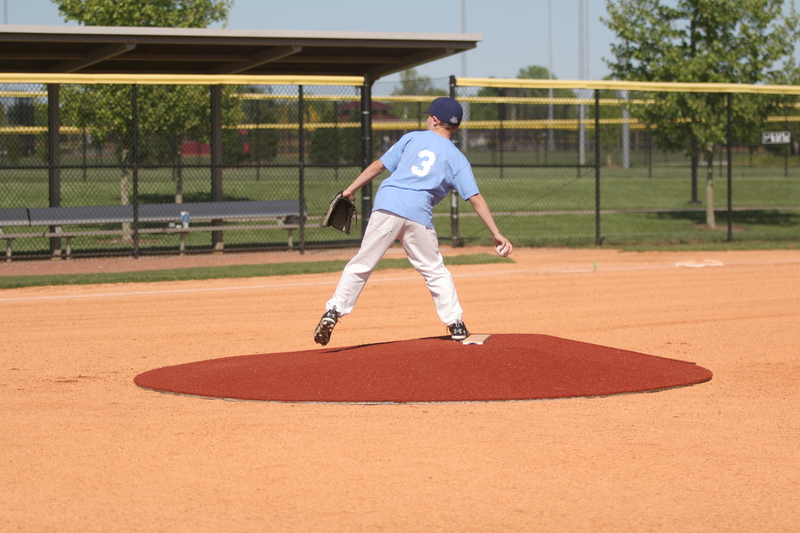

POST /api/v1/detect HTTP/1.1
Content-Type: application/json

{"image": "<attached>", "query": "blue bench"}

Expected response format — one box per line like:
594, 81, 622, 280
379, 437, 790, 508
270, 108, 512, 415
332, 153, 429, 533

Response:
1, 200, 304, 261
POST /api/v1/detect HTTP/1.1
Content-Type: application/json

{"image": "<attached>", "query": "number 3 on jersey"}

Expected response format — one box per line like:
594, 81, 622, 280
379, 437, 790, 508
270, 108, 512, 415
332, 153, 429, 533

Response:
411, 150, 436, 177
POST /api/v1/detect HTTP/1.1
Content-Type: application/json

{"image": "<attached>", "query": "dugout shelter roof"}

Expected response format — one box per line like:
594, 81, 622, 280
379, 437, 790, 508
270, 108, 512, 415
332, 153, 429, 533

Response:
0, 25, 481, 80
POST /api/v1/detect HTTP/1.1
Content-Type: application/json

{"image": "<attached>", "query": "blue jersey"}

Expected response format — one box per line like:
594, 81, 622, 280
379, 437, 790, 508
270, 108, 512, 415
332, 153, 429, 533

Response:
374, 131, 479, 229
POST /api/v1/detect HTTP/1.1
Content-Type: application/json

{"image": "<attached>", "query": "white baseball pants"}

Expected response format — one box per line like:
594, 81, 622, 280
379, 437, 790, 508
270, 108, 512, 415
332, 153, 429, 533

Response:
326, 210, 463, 325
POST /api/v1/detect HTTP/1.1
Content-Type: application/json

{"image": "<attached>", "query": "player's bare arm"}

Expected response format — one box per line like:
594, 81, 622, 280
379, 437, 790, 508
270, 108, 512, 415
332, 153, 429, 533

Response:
343, 160, 387, 201
468, 193, 513, 255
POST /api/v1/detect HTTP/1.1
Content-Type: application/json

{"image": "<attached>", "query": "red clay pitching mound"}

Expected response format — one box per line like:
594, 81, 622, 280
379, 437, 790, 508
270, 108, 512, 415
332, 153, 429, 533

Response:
134, 334, 712, 403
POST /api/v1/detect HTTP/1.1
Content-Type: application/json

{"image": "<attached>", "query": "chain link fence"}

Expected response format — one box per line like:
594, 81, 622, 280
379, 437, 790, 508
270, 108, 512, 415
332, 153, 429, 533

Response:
451, 80, 800, 247
1, 77, 798, 260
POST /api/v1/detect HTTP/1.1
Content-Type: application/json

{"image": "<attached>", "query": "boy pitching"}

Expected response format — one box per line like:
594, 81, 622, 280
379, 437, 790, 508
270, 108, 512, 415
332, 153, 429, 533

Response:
314, 97, 512, 345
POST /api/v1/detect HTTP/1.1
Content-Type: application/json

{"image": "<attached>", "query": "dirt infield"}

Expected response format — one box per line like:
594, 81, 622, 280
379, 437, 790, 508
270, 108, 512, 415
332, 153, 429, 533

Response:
2, 247, 799, 532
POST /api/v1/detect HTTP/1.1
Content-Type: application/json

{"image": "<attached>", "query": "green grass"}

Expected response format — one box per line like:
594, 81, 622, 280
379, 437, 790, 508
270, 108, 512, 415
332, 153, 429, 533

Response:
436, 207, 800, 248
618, 241, 800, 252
2, 154, 798, 254
0, 253, 513, 290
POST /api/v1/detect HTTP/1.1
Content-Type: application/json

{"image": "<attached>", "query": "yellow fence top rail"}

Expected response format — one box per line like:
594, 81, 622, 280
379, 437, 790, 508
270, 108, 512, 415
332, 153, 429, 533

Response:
0, 73, 365, 86
456, 77, 800, 95
3, 74, 800, 96
0, 90, 49, 98
2, 74, 800, 95
2, 115, 799, 136
234, 93, 361, 101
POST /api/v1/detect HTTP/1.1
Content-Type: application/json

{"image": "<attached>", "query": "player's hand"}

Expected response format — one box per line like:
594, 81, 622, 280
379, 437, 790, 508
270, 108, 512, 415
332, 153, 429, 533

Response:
494, 237, 512, 257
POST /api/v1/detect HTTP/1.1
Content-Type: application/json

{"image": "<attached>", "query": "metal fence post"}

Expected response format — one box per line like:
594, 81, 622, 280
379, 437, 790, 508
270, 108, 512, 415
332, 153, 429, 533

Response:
498, 88, 505, 179
690, 135, 700, 203
47, 83, 61, 259
298, 85, 306, 254
595, 88, 602, 246
132, 84, 140, 258
727, 92, 733, 242
784, 114, 789, 177
450, 75, 461, 247
360, 75, 373, 235
211, 84, 223, 251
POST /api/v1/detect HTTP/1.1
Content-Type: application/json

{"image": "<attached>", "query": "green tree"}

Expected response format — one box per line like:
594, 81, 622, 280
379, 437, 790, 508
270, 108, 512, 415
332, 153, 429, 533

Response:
515, 65, 578, 122
5, 98, 37, 164
389, 68, 447, 121
308, 102, 342, 166
590, 85, 626, 168
470, 67, 576, 122
603, 0, 799, 228
53, 0, 234, 209
54, 0, 231, 27
237, 86, 281, 180
470, 67, 577, 157
308, 100, 360, 174
394, 68, 445, 97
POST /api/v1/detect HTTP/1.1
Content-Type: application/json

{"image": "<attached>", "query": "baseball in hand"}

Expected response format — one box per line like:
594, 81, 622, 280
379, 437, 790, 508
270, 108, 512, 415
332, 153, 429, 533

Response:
495, 243, 510, 257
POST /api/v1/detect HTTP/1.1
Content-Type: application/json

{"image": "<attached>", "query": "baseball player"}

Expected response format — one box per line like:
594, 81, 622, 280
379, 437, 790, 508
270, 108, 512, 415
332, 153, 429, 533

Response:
314, 96, 512, 346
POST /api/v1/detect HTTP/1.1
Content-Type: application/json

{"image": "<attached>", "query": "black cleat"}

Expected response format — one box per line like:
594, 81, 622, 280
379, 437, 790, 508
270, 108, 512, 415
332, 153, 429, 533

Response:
448, 321, 470, 341
314, 308, 339, 346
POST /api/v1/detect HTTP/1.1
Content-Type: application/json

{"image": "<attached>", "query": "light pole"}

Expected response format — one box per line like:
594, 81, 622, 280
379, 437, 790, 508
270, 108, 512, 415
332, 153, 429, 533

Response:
578, 0, 587, 166
461, 0, 467, 77
621, 0, 631, 169
459, 0, 469, 153
548, 0, 554, 152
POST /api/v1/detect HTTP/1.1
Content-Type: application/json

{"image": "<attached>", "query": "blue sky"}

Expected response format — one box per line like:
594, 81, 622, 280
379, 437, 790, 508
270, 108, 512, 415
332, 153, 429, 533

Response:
4, 0, 617, 82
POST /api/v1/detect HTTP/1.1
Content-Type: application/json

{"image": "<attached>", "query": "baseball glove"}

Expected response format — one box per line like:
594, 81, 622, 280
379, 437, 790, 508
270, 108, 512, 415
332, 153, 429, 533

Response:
322, 191, 357, 234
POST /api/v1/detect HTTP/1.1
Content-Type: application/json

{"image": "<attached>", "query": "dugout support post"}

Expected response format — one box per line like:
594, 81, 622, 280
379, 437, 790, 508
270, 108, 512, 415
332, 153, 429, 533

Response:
211, 84, 224, 251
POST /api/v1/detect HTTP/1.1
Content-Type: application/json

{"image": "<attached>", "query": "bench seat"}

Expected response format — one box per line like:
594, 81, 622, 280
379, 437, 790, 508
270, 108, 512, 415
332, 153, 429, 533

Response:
1, 200, 305, 261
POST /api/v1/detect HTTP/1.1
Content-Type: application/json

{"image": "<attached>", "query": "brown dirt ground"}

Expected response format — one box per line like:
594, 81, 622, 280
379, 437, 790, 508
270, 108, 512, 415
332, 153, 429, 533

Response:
2, 246, 799, 532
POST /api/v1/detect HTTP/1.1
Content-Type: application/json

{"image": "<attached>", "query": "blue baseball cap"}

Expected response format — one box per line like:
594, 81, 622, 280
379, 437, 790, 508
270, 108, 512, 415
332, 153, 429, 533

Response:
423, 97, 463, 126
